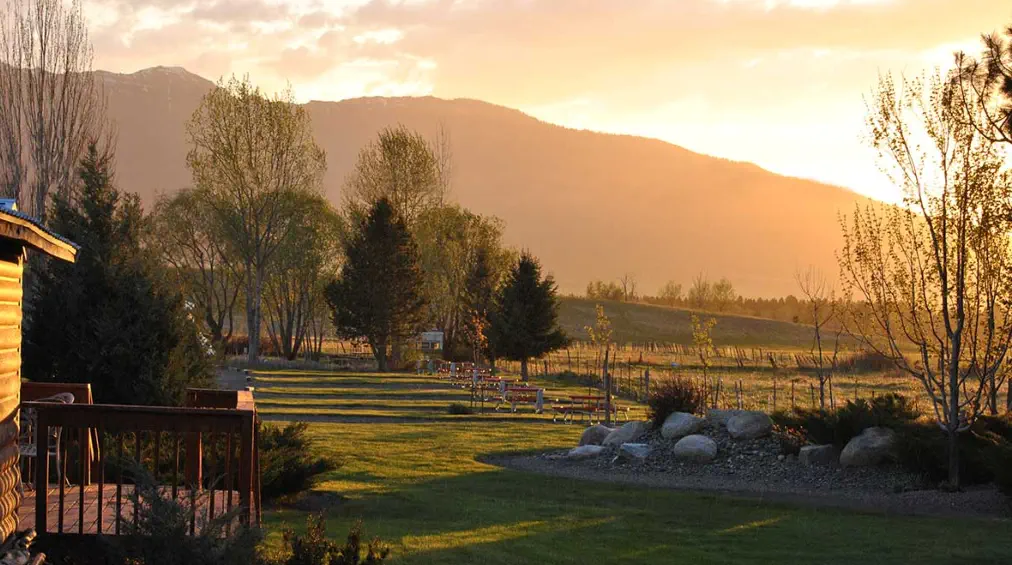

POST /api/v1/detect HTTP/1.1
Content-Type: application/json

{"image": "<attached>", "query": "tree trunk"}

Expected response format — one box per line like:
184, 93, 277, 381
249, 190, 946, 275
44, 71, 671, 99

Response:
604, 348, 612, 426
947, 426, 960, 490
520, 358, 528, 381
988, 374, 998, 415
245, 265, 261, 364
373, 338, 388, 372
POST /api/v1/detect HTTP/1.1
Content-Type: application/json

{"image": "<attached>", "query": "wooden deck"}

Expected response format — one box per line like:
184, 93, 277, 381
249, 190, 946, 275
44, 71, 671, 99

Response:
18, 484, 245, 535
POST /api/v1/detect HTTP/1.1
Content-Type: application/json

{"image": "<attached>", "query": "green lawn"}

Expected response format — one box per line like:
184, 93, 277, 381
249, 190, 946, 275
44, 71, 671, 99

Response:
257, 370, 1012, 564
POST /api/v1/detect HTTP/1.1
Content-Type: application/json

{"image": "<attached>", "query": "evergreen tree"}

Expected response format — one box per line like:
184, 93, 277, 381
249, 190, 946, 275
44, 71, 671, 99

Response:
488, 252, 568, 380
24, 144, 213, 406
325, 198, 426, 372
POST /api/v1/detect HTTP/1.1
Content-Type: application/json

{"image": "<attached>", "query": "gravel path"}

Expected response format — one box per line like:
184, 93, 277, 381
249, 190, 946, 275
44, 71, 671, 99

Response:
484, 421, 1012, 520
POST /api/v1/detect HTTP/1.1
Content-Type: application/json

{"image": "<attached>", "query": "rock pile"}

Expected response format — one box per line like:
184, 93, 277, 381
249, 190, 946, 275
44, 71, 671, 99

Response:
550, 410, 921, 494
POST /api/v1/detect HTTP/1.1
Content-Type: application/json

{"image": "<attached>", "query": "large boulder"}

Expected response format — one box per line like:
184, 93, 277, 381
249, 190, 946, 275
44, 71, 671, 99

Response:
602, 421, 650, 447
579, 424, 614, 446
726, 411, 773, 440
706, 409, 742, 426
671, 434, 718, 463
617, 443, 651, 462
840, 427, 897, 467
661, 412, 705, 440
799, 444, 837, 466
566, 445, 606, 460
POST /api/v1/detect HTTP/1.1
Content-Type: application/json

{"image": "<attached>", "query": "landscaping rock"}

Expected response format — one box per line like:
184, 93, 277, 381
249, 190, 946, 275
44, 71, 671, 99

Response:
661, 412, 705, 440
566, 445, 606, 460
579, 424, 614, 446
617, 443, 651, 462
706, 409, 742, 426
602, 421, 650, 447
726, 411, 773, 440
799, 444, 837, 466
841, 427, 897, 467
672, 434, 718, 463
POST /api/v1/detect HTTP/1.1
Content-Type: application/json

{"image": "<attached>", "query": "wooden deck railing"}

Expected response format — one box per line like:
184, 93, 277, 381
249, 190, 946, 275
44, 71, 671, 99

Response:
25, 401, 259, 536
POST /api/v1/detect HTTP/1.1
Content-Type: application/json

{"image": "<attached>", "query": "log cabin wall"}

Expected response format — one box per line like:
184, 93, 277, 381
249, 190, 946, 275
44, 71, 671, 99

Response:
0, 242, 23, 541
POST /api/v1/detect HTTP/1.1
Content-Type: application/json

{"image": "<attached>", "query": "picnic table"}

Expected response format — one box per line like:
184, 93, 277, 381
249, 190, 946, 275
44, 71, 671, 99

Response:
551, 394, 628, 423
495, 386, 544, 413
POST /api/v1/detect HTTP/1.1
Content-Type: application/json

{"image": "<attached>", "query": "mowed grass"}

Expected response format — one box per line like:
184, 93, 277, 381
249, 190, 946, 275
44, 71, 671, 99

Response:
263, 419, 1012, 565
257, 369, 1012, 564
251, 370, 649, 422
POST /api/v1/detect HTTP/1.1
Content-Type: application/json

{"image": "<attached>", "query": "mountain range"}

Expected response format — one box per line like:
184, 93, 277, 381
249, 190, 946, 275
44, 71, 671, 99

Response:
97, 66, 874, 297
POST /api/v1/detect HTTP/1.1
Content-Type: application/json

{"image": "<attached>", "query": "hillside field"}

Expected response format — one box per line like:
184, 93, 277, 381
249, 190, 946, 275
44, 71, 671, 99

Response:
558, 297, 825, 348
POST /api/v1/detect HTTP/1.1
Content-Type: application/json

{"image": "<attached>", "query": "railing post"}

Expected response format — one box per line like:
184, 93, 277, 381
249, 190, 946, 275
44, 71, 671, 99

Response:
184, 432, 202, 487
237, 412, 254, 526
34, 407, 48, 534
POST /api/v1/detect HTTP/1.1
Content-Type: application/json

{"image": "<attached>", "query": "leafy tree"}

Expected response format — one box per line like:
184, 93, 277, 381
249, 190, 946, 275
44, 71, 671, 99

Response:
343, 125, 450, 226
149, 187, 242, 345
690, 314, 717, 387
585, 280, 623, 301
186, 75, 326, 363
687, 273, 711, 309
24, 144, 213, 405
325, 198, 426, 372
488, 252, 568, 380
711, 277, 737, 312
657, 281, 682, 306
414, 204, 510, 360
264, 193, 342, 360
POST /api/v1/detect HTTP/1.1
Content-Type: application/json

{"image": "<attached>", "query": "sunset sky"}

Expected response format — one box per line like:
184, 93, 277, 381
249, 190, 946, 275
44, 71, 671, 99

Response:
84, 0, 1012, 204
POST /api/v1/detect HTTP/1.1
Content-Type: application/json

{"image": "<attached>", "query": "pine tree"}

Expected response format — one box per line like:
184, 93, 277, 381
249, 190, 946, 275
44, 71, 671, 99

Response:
488, 252, 568, 380
325, 198, 427, 372
24, 144, 213, 406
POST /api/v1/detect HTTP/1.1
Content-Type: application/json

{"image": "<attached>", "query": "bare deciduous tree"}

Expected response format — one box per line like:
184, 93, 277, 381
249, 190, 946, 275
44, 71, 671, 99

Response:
187, 75, 326, 364
795, 266, 837, 408
839, 70, 1012, 487
0, 0, 106, 221
619, 273, 637, 302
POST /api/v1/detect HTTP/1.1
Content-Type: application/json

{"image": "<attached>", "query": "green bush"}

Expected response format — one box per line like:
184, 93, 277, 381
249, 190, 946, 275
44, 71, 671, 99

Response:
774, 393, 920, 448
260, 422, 340, 501
108, 466, 262, 565
647, 377, 703, 429
267, 514, 390, 565
447, 402, 474, 415
893, 422, 1004, 486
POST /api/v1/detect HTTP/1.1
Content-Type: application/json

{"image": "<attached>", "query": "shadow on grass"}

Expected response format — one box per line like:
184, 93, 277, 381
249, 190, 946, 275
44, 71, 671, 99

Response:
264, 462, 1012, 565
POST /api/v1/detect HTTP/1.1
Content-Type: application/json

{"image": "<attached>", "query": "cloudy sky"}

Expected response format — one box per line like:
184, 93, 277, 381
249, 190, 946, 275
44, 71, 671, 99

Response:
84, 0, 1012, 203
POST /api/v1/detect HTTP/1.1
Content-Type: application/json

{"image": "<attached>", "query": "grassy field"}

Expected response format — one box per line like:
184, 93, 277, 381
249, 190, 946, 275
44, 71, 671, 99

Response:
255, 369, 1012, 564
558, 297, 845, 348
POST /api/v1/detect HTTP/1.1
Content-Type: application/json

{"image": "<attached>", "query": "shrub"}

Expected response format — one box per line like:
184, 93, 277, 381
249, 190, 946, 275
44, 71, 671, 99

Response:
836, 350, 894, 373
893, 422, 1000, 486
108, 466, 262, 565
260, 422, 340, 501
447, 402, 474, 415
269, 514, 390, 565
991, 442, 1012, 497
647, 377, 703, 428
772, 422, 806, 456
772, 394, 920, 449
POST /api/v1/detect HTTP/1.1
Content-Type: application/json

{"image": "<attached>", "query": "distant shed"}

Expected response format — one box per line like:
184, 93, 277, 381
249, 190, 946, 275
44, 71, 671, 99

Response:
0, 205, 77, 540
